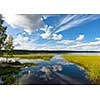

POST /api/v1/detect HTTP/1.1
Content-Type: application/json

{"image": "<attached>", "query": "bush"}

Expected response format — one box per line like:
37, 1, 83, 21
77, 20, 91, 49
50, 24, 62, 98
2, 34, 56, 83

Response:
2, 75, 16, 85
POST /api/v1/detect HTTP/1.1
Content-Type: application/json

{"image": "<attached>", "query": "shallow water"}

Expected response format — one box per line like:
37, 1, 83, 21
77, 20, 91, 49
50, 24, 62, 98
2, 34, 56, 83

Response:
0, 54, 91, 85
17, 54, 90, 84
0, 57, 44, 64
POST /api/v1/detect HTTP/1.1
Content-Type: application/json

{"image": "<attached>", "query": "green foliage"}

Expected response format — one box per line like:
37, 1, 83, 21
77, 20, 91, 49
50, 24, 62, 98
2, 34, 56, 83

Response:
0, 15, 7, 52
0, 67, 20, 75
0, 67, 20, 84
2, 75, 16, 85
21, 62, 37, 67
4, 35, 14, 62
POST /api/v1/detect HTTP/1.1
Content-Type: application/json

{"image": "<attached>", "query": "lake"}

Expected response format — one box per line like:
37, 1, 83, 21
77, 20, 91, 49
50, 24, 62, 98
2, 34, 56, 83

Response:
67, 53, 100, 56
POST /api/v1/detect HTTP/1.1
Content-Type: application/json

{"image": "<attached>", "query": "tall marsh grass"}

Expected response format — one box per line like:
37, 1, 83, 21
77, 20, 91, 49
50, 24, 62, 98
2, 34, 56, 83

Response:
4, 54, 54, 60
63, 54, 100, 84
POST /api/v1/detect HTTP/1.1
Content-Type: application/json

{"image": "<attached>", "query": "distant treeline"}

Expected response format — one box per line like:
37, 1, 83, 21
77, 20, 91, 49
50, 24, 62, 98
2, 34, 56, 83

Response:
1, 50, 100, 54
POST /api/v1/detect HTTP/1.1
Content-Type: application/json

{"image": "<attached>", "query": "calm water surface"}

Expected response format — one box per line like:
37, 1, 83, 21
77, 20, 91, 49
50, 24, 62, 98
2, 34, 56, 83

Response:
17, 54, 90, 84
0, 54, 92, 85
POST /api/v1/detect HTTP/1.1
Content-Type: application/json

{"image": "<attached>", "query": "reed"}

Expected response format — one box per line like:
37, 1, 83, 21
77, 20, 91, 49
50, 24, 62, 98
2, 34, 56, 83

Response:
63, 54, 100, 84
3, 54, 54, 60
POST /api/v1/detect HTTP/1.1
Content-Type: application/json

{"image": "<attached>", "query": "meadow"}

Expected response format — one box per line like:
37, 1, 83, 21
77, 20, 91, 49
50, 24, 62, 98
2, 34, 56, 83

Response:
63, 54, 100, 84
3, 54, 54, 60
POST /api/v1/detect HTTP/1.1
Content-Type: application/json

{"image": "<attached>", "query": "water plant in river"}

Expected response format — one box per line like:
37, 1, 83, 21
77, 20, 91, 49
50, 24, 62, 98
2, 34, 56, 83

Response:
63, 54, 100, 84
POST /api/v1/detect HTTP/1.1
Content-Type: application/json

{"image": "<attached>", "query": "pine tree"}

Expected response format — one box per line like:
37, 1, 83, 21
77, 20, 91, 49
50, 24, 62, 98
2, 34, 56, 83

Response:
0, 15, 7, 56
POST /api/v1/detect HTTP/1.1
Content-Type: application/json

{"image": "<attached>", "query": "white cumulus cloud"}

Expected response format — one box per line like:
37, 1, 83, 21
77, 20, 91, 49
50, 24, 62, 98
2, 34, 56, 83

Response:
67, 40, 100, 51
13, 34, 36, 50
57, 34, 84, 45
3, 14, 44, 33
76, 34, 84, 41
40, 25, 51, 39
57, 39, 74, 45
40, 25, 63, 40
40, 32, 51, 39
95, 37, 100, 41
52, 33, 63, 40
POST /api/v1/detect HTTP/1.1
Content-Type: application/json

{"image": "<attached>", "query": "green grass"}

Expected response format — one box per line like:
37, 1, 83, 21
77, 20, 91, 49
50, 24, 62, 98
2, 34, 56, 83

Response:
0, 67, 20, 85
3, 54, 54, 60
0, 64, 36, 85
21, 62, 37, 67
63, 54, 100, 84
0, 67, 20, 75
2, 75, 16, 85
1, 60, 37, 67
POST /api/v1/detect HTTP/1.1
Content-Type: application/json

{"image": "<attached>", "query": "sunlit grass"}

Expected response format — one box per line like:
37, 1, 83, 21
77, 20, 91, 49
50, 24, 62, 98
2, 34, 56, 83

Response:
21, 62, 37, 67
63, 54, 100, 84
3, 54, 54, 60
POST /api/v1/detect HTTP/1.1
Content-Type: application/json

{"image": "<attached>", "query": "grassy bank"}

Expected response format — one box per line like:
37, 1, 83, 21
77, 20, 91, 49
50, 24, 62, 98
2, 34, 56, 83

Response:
63, 54, 100, 84
3, 54, 54, 60
0, 67, 20, 85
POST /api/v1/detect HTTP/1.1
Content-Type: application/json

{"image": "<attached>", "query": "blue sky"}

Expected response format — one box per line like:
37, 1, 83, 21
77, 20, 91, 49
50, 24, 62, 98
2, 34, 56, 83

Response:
2, 14, 100, 51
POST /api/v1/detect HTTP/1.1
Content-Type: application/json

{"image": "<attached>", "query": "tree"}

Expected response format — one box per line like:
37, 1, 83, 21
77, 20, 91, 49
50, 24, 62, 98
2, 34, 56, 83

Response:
5, 35, 14, 62
0, 15, 7, 56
